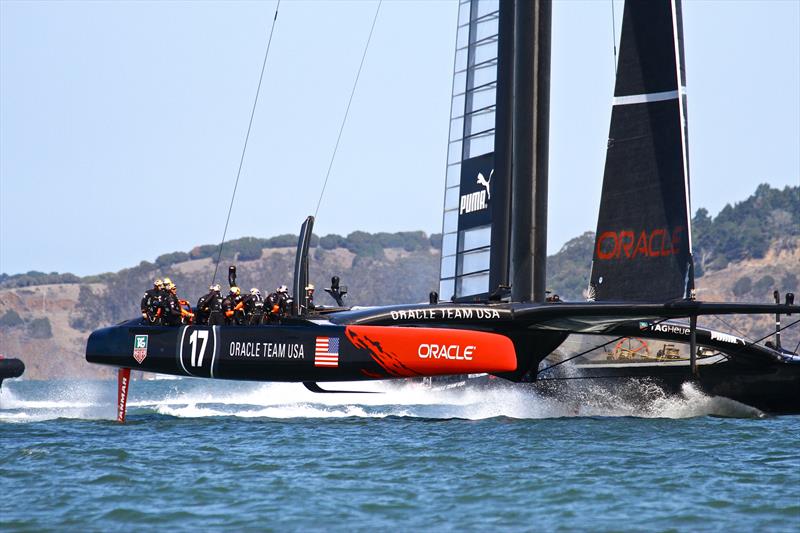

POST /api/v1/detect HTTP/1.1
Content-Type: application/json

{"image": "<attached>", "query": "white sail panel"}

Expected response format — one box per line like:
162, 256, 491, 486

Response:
439, 0, 500, 301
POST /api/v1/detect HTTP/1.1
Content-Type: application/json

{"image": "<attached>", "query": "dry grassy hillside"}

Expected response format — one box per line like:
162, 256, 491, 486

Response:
696, 243, 800, 351
0, 284, 111, 379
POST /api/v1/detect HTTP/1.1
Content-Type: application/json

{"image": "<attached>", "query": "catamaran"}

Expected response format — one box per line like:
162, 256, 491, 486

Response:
86, 0, 799, 421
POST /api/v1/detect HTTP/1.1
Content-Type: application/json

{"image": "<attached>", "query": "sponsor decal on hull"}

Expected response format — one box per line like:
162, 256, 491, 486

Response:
314, 337, 340, 367
649, 323, 690, 336
389, 307, 504, 322
418, 343, 475, 360
228, 341, 305, 359
132, 335, 148, 364
345, 325, 515, 377
710, 331, 743, 345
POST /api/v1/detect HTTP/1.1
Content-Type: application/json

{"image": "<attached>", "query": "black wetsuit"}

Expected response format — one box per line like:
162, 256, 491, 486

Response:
196, 291, 223, 325
265, 292, 288, 323
304, 291, 315, 313
140, 288, 164, 324
243, 293, 265, 325
161, 292, 183, 326
222, 294, 244, 325
277, 292, 292, 320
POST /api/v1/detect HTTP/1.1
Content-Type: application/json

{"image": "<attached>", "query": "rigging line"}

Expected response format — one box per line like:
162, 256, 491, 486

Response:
610, 0, 618, 75
536, 318, 671, 376
703, 317, 799, 365
212, 0, 282, 286
313, 0, 382, 220
704, 317, 800, 366
721, 317, 800, 359
713, 320, 800, 365
710, 314, 753, 342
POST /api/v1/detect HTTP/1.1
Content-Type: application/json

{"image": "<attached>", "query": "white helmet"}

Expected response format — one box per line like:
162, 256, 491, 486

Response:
277, 285, 288, 294
250, 288, 261, 297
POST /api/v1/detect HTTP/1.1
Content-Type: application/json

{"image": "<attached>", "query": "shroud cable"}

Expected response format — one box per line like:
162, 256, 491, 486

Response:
212, 0, 282, 286
313, 0, 382, 220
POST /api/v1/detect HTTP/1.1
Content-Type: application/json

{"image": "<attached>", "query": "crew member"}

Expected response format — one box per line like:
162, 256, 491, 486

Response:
264, 290, 280, 323
196, 284, 223, 325
223, 286, 244, 325
266, 285, 291, 323
161, 279, 183, 326
140, 279, 164, 324
243, 288, 265, 325
276, 285, 292, 317
304, 284, 316, 313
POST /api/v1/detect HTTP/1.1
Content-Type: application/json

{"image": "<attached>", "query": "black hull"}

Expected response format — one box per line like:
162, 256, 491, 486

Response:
556, 322, 800, 414
85, 317, 519, 383
550, 364, 800, 415
0, 358, 25, 387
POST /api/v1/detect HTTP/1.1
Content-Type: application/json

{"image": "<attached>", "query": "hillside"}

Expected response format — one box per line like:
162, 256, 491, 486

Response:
1, 185, 797, 379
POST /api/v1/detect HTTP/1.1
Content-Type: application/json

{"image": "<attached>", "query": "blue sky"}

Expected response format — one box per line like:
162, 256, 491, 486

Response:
1, 0, 798, 276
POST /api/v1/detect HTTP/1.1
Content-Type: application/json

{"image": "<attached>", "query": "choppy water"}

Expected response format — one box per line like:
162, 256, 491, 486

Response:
1, 378, 799, 531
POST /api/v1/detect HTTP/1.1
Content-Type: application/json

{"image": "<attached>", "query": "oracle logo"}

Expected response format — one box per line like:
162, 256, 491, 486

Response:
418, 344, 475, 361
596, 227, 685, 260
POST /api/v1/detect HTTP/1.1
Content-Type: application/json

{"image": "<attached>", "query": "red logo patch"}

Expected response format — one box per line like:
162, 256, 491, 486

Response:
596, 226, 685, 260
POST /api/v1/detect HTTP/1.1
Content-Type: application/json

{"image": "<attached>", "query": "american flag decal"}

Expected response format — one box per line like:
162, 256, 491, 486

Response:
315, 337, 340, 367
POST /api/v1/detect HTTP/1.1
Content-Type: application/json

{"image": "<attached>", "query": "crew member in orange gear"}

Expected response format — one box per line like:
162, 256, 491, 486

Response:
161, 279, 194, 326
223, 286, 244, 325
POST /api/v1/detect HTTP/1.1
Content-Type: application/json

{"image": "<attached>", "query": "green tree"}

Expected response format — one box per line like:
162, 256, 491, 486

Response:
266, 234, 298, 248
753, 275, 775, 297
320, 234, 346, 250
345, 231, 384, 259
781, 272, 798, 292
27, 317, 53, 339
155, 251, 190, 267
190, 244, 219, 260
0, 309, 23, 327
545, 232, 595, 300
732, 276, 752, 297
233, 238, 266, 261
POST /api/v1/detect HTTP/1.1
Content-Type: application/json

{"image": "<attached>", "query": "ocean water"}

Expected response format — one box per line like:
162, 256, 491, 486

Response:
1, 378, 798, 532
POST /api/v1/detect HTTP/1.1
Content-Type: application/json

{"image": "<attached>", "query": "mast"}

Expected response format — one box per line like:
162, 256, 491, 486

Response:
509, 0, 551, 303
488, 0, 514, 295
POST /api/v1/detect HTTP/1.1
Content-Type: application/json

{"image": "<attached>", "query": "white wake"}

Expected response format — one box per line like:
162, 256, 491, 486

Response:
0, 377, 766, 423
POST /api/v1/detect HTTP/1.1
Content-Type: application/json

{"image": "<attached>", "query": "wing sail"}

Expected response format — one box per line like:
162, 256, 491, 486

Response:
590, 0, 693, 302
438, 0, 503, 302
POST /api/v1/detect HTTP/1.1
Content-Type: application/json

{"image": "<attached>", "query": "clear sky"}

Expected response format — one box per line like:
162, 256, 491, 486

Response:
1, 0, 798, 276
